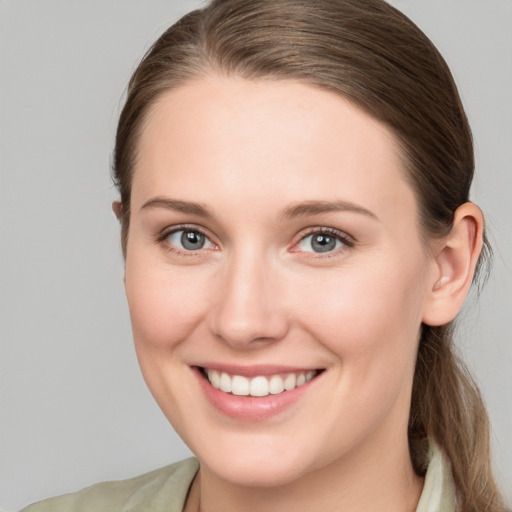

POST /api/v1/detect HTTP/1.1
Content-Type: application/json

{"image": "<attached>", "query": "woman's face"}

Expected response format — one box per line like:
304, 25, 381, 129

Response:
124, 76, 437, 486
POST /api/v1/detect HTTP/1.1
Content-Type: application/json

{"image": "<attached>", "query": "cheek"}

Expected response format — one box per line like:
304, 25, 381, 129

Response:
123, 251, 214, 430
295, 261, 427, 436
294, 255, 427, 376
124, 252, 212, 349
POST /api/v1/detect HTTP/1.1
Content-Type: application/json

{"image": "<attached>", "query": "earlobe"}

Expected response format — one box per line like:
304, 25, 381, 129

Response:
422, 203, 484, 326
112, 201, 123, 220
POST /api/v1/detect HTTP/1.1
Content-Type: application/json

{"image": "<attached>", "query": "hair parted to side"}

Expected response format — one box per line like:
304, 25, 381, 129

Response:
113, 1, 507, 510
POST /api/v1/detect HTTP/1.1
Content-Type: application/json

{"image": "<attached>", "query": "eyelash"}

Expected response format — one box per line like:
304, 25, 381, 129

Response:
156, 225, 355, 257
292, 227, 355, 256
156, 225, 217, 256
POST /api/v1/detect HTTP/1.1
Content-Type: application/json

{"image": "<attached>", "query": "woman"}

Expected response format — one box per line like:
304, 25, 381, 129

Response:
21, 0, 509, 511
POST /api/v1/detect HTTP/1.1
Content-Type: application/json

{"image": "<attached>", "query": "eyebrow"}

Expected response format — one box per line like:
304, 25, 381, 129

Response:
140, 196, 378, 222
140, 197, 213, 218
280, 200, 378, 221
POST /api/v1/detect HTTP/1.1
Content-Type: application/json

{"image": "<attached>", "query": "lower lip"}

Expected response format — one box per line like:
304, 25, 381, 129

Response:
193, 367, 319, 420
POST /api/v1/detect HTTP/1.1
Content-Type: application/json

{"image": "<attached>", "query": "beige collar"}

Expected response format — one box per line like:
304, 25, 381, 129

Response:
415, 442, 457, 512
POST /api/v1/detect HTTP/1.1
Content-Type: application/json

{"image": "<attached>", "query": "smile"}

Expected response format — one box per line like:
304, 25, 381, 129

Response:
194, 365, 324, 419
202, 368, 319, 397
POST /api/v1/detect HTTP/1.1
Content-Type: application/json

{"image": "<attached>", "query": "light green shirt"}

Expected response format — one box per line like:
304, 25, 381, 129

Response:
21, 444, 456, 512
416, 442, 457, 512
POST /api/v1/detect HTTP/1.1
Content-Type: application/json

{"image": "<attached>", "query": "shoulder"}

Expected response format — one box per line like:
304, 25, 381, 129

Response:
21, 457, 199, 512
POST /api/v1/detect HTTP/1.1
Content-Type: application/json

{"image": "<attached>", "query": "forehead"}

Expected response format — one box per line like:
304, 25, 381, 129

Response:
133, 75, 416, 223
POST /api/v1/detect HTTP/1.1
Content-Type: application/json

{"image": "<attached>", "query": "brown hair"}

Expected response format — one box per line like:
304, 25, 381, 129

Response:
113, 1, 507, 509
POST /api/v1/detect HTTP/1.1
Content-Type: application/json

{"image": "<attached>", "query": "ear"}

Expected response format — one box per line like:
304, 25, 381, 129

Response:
112, 201, 127, 281
422, 202, 484, 326
112, 201, 123, 220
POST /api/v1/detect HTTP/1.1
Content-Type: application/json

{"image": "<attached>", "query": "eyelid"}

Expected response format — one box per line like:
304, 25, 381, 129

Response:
155, 224, 354, 256
290, 226, 355, 254
156, 224, 218, 254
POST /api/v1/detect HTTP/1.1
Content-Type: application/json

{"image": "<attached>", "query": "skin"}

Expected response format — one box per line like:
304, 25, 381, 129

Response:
119, 75, 483, 512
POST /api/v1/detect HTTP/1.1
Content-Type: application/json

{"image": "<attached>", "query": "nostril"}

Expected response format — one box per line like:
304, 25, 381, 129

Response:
210, 312, 289, 348
207, 261, 289, 347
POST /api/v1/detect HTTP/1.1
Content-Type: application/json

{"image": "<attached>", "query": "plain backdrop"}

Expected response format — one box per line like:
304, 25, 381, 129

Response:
1, 1, 510, 510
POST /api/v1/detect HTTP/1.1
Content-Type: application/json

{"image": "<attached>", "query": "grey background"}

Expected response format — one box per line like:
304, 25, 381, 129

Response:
0, 1, 510, 510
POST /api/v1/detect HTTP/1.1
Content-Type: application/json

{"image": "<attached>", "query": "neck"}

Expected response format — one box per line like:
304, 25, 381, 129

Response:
186, 429, 424, 512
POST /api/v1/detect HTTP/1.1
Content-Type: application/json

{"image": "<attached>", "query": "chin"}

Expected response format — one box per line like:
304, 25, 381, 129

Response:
204, 454, 311, 488
187, 430, 324, 488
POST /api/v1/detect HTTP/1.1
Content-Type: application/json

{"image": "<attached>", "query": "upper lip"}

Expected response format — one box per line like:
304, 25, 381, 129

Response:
194, 363, 322, 377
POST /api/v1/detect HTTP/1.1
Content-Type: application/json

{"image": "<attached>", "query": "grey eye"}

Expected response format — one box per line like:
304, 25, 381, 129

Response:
297, 233, 343, 253
167, 230, 213, 251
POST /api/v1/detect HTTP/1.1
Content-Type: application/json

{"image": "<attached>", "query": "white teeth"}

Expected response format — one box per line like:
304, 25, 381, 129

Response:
232, 375, 250, 395
269, 375, 284, 394
283, 373, 296, 391
208, 369, 220, 389
220, 372, 232, 393
205, 369, 318, 397
250, 376, 269, 397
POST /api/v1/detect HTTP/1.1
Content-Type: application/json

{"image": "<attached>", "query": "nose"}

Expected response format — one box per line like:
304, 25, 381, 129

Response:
208, 251, 289, 349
